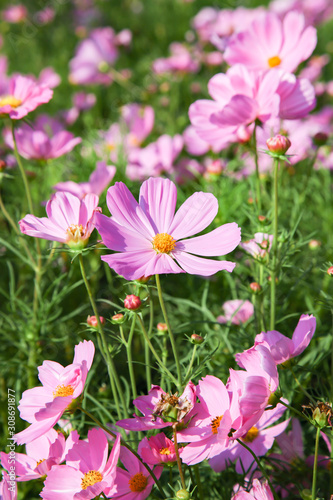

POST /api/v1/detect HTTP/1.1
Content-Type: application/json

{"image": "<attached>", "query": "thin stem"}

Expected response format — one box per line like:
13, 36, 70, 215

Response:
155, 274, 182, 390
270, 158, 279, 330
193, 465, 204, 500
80, 407, 166, 498
145, 289, 154, 391
173, 423, 186, 489
78, 253, 126, 420
330, 309, 333, 494
289, 366, 316, 405
311, 426, 320, 500
236, 439, 278, 500
184, 345, 197, 384
160, 335, 168, 389
136, 314, 179, 387
278, 398, 312, 424
12, 122, 34, 215
126, 316, 138, 403
253, 124, 262, 214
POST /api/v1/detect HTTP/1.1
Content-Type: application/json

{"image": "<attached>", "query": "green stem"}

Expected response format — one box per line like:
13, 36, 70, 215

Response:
278, 399, 312, 424
184, 345, 197, 384
193, 464, 204, 500
236, 439, 278, 500
289, 366, 316, 405
160, 335, 168, 389
330, 310, 333, 494
136, 314, 179, 387
12, 122, 34, 215
78, 254, 126, 420
253, 124, 262, 214
173, 423, 186, 489
145, 289, 154, 391
80, 407, 166, 498
126, 316, 138, 403
155, 274, 182, 390
270, 158, 279, 330
311, 426, 320, 500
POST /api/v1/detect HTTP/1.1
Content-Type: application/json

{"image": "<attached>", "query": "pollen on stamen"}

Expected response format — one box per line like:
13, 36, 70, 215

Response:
66, 224, 85, 242
0, 96, 22, 108
36, 459, 46, 466
81, 470, 103, 490
160, 447, 171, 455
129, 472, 148, 492
53, 384, 74, 398
268, 55, 281, 68
210, 415, 223, 435
152, 233, 176, 254
241, 426, 259, 443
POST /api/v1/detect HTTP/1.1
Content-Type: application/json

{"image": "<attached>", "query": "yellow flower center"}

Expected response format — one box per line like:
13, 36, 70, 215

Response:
241, 426, 259, 443
211, 415, 223, 435
160, 447, 171, 455
81, 470, 103, 490
152, 233, 176, 254
66, 224, 85, 242
0, 95, 22, 108
53, 384, 74, 398
36, 459, 45, 466
129, 472, 148, 492
106, 143, 115, 152
128, 134, 141, 147
268, 55, 281, 68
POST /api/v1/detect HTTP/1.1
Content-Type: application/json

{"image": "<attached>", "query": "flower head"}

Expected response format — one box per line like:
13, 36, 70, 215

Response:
54, 162, 116, 199
138, 433, 179, 465
95, 177, 241, 280
217, 299, 254, 325
266, 135, 291, 155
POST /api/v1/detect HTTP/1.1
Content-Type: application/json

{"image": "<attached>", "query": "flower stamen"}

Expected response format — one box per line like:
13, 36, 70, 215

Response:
0, 96, 22, 108
241, 426, 259, 443
152, 233, 176, 254
129, 472, 148, 492
81, 470, 103, 490
53, 384, 74, 398
211, 415, 223, 434
268, 55, 281, 68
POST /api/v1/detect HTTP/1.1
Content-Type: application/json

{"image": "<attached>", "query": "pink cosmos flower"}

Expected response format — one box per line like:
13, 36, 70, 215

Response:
117, 382, 196, 432
210, 402, 289, 473
224, 11, 317, 73
0, 471, 17, 500
53, 162, 116, 199
1, 429, 79, 481
41, 429, 120, 500
95, 177, 241, 280
232, 479, 274, 500
121, 103, 154, 147
254, 314, 316, 365
0, 75, 53, 120
111, 446, 162, 499
270, 0, 333, 27
152, 43, 200, 75
217, 299, 254, 325
174, 158, 205, 185
14, 340, 95, 445
37, 67, 61, 89
241, 233, 273, 259
2, 5, 27, 23
4, 115, 81, 161
183, 125, 210, 156
138, 433, 179, 465
35, 6, 55, 25
19, 192, 101, 249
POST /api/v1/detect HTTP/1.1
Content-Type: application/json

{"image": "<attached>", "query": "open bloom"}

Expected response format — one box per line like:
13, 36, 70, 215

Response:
241, 233, 273, 259
14, 340, 95, 445
41, 429, 120, 500
0, 471, 17, 500
217, 299, 254, 325
95, 177, 241, 280
138, 433, 179, 465
19, 192, 101, 249
0, 75, 53, 120
53, 162, 116, 199
232, 479, 274, 500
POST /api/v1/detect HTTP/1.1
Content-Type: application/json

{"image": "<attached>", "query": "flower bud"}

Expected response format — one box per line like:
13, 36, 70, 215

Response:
157, 322, 168, 332
266, 134, 291, 154
327, 266, 333, 276
191, 333, 204, 344
312, 132, 328, 147
175, 490, 191, 500
124, 294, 141, 310
258, 215, 267, 223
308, 239, 321, 250
111, 313, 125, 324
87, 315, 105, 327
0, 159, 6, 171
136, 275, 151, 283
249, 282, 261, 293
206, 159, 223, 175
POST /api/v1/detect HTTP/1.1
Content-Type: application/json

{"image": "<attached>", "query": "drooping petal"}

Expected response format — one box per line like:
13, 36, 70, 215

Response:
177, 223, 240, 256
174, 251, 235, 276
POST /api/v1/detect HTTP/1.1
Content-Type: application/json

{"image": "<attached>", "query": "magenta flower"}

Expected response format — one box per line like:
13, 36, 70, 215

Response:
95, 177, 241, 280
210, 402, 289, 473
152, 42, 200, 75
2, 5, 27, 23
41, 429, 120, 500
14, 340, 95, 445
19, 192, 100, 249
53, 162, 116, 199
111, 446, 162, 499
232, 479, 274, 500
224, 11, 317, 72
217, 299, 254, 325
0, 471, 17, 500
4, 115, 81, 161
138, 433, 179, 465
255, 314, 316, 365
241, 233, 273, 260
0, 75, 53, 120
117, 382, 196, 432
1, 429, 79, 481
121, 104, 154, 147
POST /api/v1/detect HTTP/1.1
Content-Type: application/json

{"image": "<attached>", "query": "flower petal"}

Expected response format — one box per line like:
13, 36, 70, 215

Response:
95, 213, 151, 252
173, 251, 235, 276
139, 177, 177, 233
177, 223, 240, 256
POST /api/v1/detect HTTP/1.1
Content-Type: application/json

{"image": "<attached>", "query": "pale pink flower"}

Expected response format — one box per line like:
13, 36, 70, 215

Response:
2, 5, 27, 23
138, 433, 179, 465
224, 11, 317, 73
53, 162, 116, 199
217, 299, 254, 325
254, 314, 316, 365
0, 75, 53, 120
14, 340, 95, 445
35, 7, 55, 25
19, 192, 100, 249
210, 403, 289, 473
41, 429, 120, 500
117, 382, 196, 432
241, 233, 273, 259
174, 158, 205, 185
95, 177, 241, 280
37, 67, 61, 89
270, 0, 333, 26
183, 125, 210, 156
121, 103, 154, 147
111, 446, 162, 499
4, 115, 81, 161
1, 429, 79, 481
153, 43, 200, 75
232, 479, 274, 500
0, 471, 17, 500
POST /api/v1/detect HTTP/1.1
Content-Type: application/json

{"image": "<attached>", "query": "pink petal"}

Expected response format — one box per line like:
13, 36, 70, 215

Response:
73, 340, 95, 371
95, 213, 151, 252
40, 465, 82, 500
46, 192, 82, 229
292, 314, 316, 356
211, 95, 258, 127
19, 214, 67, 243
139, 177, 177, 233
174, 251, 235, 276
177, 223, 240, 256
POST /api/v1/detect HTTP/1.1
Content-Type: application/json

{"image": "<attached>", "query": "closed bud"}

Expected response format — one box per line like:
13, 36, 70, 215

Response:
0, 159, 6, 171
266, 134, 291, 154
313, 407, 329, 428
136, 275, 151, 283
309, 239, 321, 250
206, 159, 223, 175
327, 266, 333, 276
313, 132, 328, 147
175, 490, 191, 500
111, 313, 125, 324
249, 282, 261, 293
124, 294, 141, 310
191, 333, 204, 344
87, 315, 105, 327
258, 215, 267, 223
157, 322, 168, 332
